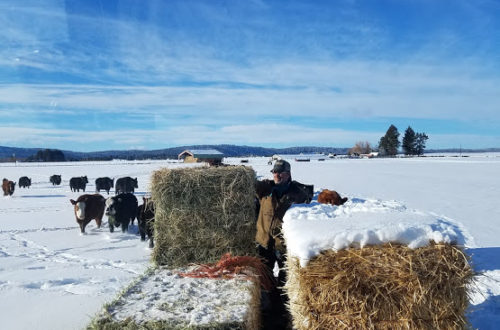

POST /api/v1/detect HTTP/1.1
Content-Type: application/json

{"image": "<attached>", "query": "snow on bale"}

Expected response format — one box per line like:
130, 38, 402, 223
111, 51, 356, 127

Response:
282, 199, 475, 330
88, 265, 261, 330
150, 166, 257, 267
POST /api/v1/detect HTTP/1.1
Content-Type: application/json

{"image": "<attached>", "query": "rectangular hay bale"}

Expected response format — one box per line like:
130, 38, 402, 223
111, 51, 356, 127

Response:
151, 166, 257, 267
286, 242, 473, 330
88, 266, 261, 330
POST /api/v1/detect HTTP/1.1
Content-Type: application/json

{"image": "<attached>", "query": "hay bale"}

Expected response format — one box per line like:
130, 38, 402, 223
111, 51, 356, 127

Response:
151, 166, 257, 267
286, 242, 474, 330
89, 266, 261, 330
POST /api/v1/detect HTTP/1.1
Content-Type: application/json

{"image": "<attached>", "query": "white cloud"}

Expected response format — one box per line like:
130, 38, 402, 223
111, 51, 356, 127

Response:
1, 0, 499, 150
0, 125, 383, 150
1, 57, 499, 124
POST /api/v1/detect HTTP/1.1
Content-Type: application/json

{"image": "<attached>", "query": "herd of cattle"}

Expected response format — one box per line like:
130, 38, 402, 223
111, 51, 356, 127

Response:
2, 175, 155, 248
0, 174, 345, 251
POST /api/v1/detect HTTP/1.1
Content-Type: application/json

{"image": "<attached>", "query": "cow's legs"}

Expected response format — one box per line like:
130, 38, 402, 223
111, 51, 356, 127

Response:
121, 220, 129, 233
95, 216, 102, 228
79, 222, 85, 234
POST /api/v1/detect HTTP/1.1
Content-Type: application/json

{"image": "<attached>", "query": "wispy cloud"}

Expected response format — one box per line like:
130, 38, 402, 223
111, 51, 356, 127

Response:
1, 0, 499, 150
0, 123, 496, 152
1, 57, 498, 122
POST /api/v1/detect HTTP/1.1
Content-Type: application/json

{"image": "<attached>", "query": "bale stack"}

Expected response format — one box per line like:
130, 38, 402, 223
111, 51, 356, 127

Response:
286, 242, 474, 330
150, 166, 257, 267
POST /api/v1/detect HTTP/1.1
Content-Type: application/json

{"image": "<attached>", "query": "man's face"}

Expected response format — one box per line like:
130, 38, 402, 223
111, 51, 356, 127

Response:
273, 171, 290, 184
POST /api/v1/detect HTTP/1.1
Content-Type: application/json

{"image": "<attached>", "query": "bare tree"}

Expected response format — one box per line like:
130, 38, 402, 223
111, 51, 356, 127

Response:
348, 141, 372, 155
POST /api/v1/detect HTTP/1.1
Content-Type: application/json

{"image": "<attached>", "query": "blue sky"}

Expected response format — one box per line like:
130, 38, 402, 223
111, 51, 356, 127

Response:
1, 0, 499, 151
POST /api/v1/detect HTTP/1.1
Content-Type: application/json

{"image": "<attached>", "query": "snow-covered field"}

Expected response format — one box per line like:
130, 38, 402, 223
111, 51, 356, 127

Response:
1, 155, 499, 329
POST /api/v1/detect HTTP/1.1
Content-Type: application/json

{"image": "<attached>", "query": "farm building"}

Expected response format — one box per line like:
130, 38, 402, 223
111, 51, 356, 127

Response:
177, 149, 224, 166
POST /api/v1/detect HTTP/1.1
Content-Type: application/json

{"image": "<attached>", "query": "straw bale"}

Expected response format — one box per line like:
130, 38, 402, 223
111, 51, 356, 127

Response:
150, 166, 257, 267
286, 242, 474, 330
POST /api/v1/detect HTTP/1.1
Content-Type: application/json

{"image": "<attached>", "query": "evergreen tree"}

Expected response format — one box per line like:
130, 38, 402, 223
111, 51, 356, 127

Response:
415, 133, 429, 155
378, 136, 387, 156
26, 149, 65, 162
378, 124, 400, 156
402, 126, 416, 155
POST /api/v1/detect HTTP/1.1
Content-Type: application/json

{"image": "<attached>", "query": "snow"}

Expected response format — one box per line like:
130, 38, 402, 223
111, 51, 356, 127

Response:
1, 155, 499, 329
102, 267, 255, 327
283, 198, 470, 267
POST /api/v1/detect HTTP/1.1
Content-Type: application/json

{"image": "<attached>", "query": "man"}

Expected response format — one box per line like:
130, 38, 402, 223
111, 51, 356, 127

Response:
255, 159, 312, 288
255, 160, 312, 328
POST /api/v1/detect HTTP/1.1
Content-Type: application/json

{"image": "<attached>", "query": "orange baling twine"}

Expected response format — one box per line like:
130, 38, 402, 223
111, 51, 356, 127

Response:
179, 253, 274, 291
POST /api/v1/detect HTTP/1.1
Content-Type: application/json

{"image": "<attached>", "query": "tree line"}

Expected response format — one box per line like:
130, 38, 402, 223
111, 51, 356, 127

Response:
348, 125, 429, 156
378, 125, 428, 156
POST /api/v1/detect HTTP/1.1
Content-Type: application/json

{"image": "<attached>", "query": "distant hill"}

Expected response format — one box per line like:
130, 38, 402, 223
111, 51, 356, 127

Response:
0, 145, 349, 162
2, 145, 499, 162
0, 146, 42, 161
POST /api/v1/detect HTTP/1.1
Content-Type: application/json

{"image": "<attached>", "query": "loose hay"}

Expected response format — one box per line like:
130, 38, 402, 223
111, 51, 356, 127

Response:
150, 166, 257, 267
286, 242, 474, 330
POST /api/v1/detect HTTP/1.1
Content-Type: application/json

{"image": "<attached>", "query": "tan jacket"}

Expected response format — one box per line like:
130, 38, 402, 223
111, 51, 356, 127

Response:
255, 180, 311, 250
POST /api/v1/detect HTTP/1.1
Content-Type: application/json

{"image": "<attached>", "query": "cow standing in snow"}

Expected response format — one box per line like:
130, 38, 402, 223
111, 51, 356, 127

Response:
317, 189, 348, 206
2, 179, 15, 196
70, 176, 88, 192
105, 193, 138, 233
50, 175, 62, 185
95, 177, 114, 195
137, 197, 155, 248
70, 194, 106, 234
18, 176, 31, 188
115, 177, 138, 194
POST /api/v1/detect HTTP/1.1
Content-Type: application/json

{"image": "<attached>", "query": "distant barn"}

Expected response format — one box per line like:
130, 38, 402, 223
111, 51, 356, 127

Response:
178, 149, 224, 166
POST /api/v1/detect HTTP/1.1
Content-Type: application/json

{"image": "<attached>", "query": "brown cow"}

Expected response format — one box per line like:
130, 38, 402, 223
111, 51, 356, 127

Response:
317, 189, 348, 206
2, 178, 16, 196
70, 194, 106, 234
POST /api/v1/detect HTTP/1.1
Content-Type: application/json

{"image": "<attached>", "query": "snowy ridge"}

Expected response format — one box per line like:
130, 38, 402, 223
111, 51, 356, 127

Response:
283, 197, 473, 267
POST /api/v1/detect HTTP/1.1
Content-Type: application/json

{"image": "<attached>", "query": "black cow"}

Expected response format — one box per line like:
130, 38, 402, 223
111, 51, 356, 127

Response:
19, 176, 31, 188
2, 178, 15, 196
70, 194, 106, 234
115, 177, 138, 194
105, 193, 138, 233
50, 175, 62, 185
95, 177, 114, 195
137, 197, 155, 248
70, 176, 88, 192
297, 183, 314, 203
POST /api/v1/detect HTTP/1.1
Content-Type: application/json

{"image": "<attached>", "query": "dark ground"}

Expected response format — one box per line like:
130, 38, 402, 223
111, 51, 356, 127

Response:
261, 288, 292, 330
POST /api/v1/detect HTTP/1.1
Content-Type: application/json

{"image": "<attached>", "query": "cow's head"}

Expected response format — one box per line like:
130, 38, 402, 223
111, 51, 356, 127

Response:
70, 199, 86, 220
105, 197, 118, 216
5, 181, 16, 194
143, 197, 154, 212
134, 178, 138, 188
83, 176, 89, 184
303, 184, 314, 203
